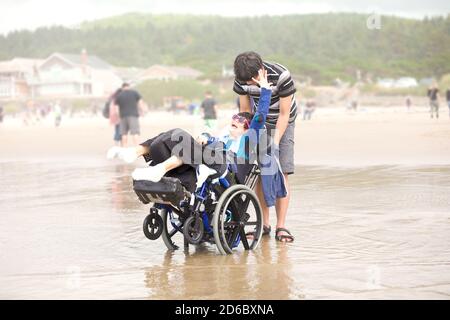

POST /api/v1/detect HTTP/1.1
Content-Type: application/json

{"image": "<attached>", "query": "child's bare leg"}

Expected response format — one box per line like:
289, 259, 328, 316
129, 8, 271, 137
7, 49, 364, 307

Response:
135, 145, 150, 157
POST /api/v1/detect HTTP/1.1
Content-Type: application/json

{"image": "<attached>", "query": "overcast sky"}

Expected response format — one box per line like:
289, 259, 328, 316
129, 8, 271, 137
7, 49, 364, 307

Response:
0, 0, 449, 34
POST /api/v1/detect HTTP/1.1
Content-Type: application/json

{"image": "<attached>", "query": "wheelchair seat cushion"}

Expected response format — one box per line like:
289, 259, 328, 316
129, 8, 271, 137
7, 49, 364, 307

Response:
133, 177, 188, 206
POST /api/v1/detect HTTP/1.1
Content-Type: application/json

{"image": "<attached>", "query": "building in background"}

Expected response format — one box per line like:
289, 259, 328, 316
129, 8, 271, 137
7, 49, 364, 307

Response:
115, 67, 145, 86
0, 52, 207, 101
28, 50, 122, 99
136, 64, 202, 83
0, 58, 43, 100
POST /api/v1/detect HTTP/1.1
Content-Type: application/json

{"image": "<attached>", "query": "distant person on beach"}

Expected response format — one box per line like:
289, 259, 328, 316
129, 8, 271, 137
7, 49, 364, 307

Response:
115, 83, 146, 147
351, 99, 358, 111
446, 88, 450, 118
233, 51, 296, 243
0, 105, 4, 123
54, 101, 62, 127
187, 101, 198, 115
427, 84, 440, 119
303, 99, 316, 120
406, 96, 412, 111
201, 91, 217, 130
105, 88, 123, 146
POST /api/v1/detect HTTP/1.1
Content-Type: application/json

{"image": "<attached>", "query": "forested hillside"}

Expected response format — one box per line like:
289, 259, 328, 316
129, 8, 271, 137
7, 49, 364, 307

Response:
1, 13, 448, 83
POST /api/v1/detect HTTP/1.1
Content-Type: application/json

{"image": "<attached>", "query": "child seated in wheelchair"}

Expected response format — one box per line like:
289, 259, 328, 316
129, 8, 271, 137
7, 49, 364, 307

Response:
130, 70, 289, 252
121, 69, 277, 194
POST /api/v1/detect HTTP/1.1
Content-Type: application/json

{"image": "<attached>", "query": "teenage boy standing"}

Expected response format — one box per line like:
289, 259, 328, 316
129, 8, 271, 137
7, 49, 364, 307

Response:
233, 51, 297, 242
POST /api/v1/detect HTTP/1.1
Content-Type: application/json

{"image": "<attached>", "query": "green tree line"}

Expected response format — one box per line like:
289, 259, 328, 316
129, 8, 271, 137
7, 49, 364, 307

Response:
0, 13, 449, 84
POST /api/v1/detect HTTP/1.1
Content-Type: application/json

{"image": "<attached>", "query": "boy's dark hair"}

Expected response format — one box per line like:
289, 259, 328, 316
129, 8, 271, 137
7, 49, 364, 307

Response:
234, 51, 263, 82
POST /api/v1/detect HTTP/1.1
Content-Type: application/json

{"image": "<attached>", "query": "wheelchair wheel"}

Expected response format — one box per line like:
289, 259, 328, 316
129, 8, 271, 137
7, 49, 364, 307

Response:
183, 216, 204, 245
160, 207, 185, 251
212, 185, 263, 255
143, 208, 164, 240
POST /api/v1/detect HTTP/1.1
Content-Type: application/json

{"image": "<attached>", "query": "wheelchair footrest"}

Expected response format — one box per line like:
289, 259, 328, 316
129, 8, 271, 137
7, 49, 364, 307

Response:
133, 177, 188, 206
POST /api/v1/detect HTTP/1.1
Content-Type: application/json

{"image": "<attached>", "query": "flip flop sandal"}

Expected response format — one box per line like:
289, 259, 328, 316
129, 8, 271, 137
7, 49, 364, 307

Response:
245, 225, 271, 238
275, 228, 294, 243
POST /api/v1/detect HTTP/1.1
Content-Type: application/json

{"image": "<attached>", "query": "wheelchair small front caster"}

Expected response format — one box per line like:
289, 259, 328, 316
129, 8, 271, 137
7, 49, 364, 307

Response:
143, 208, 164, 240
183, 216, 204, 245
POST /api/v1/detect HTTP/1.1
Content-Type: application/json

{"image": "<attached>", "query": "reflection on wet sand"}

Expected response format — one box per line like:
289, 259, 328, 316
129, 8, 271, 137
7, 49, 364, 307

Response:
109, 164, 132, 211
144, 239, 298, 300
1, 162, 450, 299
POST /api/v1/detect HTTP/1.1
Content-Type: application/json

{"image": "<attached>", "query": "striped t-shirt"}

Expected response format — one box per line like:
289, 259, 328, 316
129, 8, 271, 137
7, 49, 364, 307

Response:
233, 61, 297, 128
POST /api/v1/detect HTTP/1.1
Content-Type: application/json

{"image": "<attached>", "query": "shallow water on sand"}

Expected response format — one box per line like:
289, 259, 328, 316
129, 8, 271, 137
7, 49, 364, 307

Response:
1, 160, 450, 299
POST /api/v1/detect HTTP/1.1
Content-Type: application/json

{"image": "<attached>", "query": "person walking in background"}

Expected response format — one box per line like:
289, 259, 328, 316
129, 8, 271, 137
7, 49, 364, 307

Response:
107, 88, 122, 146
0, 105, 4, 124
105, 89, 125, 160
351, 99, 358, 111
54, 101, 62, 127
201, 91, 217, 131
187, 101, 199, 115
446, 88, 450, 118
115, 83, 146, 147
233, 51, 296, 243
405, 96, 412, 111
427, 83, 440, 119
303, 99, 316, 120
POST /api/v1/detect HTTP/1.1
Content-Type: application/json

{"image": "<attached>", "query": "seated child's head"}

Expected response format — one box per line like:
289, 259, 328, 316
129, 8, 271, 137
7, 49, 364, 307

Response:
229, 112, 253, 138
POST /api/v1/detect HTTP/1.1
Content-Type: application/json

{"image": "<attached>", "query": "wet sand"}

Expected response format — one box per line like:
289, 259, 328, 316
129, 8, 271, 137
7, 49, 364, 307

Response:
1, 107, 450, 299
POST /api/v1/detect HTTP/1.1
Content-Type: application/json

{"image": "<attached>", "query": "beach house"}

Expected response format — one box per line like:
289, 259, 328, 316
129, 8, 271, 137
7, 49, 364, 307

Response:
136, 64, 202, 83
0, 58, 43, 100
28, 50, 122, 99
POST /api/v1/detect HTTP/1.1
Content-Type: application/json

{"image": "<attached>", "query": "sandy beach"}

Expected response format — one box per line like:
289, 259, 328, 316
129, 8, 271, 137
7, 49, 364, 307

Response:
1, 106, 450, 299
1, 0, 449, 302
1, 106, 449, 165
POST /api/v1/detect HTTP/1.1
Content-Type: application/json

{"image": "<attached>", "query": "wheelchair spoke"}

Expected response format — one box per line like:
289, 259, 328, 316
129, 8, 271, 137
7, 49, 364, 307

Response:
227, 227, 240, 247
241, 195, 251, 213
239, 228, 250, 250
224, 221, 238, 227
229, 197, 244, 219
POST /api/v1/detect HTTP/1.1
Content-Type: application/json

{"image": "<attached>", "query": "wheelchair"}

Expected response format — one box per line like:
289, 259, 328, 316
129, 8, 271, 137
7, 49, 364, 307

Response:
133, 163, 263, 255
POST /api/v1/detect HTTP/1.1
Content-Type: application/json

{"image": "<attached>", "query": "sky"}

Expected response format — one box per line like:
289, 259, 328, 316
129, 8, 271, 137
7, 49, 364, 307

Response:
0, 0, 449, 34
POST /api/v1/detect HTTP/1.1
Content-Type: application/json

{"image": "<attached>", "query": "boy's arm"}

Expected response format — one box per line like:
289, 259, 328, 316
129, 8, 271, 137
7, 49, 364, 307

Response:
273, 95, 292, 145
273, 68, 296, 145
234, 79, 251, 113
239, 95, 252, 113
